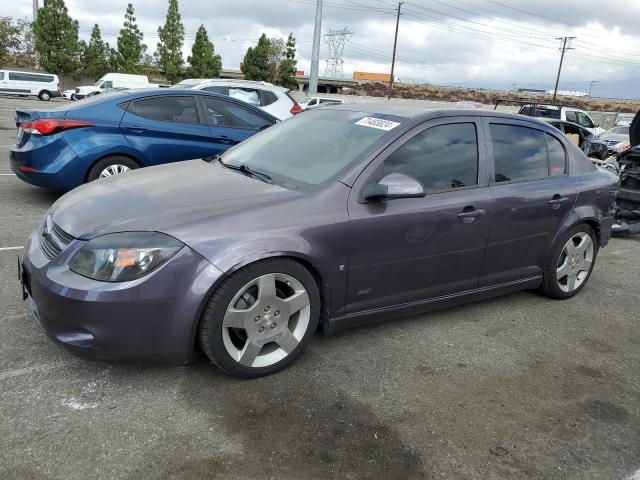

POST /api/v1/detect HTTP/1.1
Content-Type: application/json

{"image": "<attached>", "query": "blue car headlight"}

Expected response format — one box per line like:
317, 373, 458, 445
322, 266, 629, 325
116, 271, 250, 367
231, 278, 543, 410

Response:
69, 232, 183, 282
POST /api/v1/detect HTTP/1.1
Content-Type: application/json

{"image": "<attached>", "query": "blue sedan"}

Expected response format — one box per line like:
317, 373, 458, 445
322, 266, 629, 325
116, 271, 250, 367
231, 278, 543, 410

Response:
10, 89, 277, 191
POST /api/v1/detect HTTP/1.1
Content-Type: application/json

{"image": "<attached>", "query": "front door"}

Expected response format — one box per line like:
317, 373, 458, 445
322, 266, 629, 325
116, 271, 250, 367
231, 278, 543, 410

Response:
346, 118, 491, 313
479, 119, 578, 287
120, 95, 216, 166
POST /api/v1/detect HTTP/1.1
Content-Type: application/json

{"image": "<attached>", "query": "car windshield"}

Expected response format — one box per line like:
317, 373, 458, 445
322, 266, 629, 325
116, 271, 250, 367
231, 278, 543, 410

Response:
220, 109, 405, 190
610, 126, 630, 135
94, 78, 105, 86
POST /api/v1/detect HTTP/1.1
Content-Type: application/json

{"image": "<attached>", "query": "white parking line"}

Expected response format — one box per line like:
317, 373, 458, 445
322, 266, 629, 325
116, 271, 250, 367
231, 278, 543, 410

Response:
0, 246, 23, 251
0, 173, 16, 175
0, 362, 66, 381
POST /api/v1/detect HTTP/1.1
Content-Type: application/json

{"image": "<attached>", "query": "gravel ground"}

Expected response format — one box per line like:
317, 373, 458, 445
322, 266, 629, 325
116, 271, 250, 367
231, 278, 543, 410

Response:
0, 95, 639, 480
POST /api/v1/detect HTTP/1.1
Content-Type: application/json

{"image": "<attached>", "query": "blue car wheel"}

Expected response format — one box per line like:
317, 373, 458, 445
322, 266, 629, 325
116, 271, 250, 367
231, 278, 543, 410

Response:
87, 155, 140, 182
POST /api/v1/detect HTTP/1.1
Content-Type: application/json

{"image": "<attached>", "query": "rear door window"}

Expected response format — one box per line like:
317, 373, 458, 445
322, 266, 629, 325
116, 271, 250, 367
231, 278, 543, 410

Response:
383, 123, 479, 192
203, 86, 227, 94
201, 97, 273, 130
491, 124, 548, 182
132, 96, 200, 123
8, 72, 54, 82
546, 133, 567, 176
564, 110, 577, 123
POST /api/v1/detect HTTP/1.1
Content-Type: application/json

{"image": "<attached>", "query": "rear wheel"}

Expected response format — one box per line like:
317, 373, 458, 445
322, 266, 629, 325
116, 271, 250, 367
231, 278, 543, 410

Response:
87, 155, 140, 182
539, 224, 598, 299
199, 259, 320, 378
38, 90, 51, 101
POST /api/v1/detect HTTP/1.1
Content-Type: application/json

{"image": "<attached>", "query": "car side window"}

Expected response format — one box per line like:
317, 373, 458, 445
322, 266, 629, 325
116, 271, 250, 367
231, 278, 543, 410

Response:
565, 110, 577, 123
577, 112, 594, 129
132, 96, 200, 124
0, 72, 4, 80
101, 81, 113, 89
491, 124, 548, 183
228, 88, 261, 106
260, 90, 278, 106
201, 97, 273, 130
383, 123, 479, 192
546, 133, 567, 176
203, 86, 227, 94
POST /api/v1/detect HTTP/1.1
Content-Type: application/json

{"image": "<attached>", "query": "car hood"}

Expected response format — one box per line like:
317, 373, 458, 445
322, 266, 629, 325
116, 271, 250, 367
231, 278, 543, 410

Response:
51, 160, 300, 241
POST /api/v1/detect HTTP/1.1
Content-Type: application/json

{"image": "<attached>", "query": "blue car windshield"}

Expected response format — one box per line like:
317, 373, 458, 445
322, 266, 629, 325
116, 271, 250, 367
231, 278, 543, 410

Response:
220, 109, 405, 189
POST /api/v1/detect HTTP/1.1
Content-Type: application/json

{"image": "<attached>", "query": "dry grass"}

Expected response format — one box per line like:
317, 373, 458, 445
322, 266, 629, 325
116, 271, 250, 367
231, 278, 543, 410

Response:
347, 82, 640, 113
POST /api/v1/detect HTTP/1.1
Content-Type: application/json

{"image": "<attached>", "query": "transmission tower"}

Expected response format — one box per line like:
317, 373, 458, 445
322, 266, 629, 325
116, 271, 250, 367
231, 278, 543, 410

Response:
323, 27, 352, 78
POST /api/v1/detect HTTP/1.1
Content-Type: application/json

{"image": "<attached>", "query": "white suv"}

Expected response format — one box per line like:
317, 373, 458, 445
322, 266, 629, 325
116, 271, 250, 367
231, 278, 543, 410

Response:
519, 104, 606, 136
175, 79, 302, 120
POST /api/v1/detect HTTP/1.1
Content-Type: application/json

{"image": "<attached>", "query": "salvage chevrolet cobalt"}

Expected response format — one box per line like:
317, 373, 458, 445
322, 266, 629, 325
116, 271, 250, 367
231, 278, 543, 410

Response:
20, 105, 618, 378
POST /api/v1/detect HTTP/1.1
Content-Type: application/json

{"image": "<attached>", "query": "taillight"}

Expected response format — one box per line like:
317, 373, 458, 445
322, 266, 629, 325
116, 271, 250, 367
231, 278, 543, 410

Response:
21, 119, 94, 136
290, 104, 303, 115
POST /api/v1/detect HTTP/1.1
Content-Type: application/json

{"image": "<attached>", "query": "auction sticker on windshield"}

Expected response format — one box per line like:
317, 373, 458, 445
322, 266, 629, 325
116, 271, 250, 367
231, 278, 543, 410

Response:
355, 117, 401, 131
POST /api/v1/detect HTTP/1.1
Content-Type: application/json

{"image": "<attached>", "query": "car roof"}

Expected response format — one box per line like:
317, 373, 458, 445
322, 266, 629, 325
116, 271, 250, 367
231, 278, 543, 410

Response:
322, 102, 553, 124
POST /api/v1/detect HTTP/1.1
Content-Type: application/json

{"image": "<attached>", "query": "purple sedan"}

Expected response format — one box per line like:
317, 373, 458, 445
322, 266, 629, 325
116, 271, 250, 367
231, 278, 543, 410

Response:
20, 104, 618, 378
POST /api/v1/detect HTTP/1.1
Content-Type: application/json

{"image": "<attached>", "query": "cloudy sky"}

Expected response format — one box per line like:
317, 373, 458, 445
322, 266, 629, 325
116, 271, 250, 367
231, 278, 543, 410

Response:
3, 0, 640, 98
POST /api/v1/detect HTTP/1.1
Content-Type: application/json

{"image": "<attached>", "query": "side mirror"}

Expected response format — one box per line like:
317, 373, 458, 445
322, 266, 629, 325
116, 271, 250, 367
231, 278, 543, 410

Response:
362, 172, 425, 202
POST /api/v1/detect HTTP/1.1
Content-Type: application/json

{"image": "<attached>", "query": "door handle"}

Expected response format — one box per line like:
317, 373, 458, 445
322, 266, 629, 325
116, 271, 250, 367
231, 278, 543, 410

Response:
548, 194, 570, 209
124, 126, 147, 133
213, 135, 236, 144
457, 207, 486, 223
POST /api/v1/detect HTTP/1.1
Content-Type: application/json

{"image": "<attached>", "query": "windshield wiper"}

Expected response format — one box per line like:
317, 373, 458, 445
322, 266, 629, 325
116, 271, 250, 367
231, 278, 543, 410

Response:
217, 156, 273, 184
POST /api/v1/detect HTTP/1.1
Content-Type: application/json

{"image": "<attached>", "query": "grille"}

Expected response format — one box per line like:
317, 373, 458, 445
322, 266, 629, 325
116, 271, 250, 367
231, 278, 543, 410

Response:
40, 217, 74, 259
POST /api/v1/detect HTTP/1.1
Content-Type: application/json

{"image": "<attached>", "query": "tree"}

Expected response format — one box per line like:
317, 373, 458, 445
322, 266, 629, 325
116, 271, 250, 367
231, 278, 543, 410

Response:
117, 3, 146, 73
156, 0, 184, 82
186, 25, 221, 78
0, 16, 22, 68
241, 34, 271, 82
278, 33, 297, 89
33, 0, 79, 75
81, 24, 109, 80
266, 37, 285, 83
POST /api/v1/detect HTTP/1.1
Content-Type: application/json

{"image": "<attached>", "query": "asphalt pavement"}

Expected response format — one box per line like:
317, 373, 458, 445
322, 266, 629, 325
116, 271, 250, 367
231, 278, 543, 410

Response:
0, 95, 639, 480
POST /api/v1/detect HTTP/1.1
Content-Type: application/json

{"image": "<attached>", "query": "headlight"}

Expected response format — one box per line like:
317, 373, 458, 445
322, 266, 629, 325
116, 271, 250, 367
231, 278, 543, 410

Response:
69, 232, 183, 282
613, 141, 630, 153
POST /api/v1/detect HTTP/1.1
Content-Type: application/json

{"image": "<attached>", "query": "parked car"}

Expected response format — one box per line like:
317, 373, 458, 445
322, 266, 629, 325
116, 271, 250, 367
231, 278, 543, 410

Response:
72, 73, 160, 100
300, 97, 344, 109
599, 125, 630, 154
0, 70, 61, 101
614, 113, 635, 127
10, 89, 277, 191
544, 119, 608, 159
518, 103, 605, 136
19, 105, 617, 378
174, 79, 302, 119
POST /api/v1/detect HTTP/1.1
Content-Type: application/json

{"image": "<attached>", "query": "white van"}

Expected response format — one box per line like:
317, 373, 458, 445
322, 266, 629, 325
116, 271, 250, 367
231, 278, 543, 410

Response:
0, 70, 61, 101
70, 73, 157, 100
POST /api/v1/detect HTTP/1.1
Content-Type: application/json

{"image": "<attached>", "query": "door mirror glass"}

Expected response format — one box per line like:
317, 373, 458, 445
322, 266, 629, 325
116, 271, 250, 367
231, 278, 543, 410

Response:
363, 172, 425, 201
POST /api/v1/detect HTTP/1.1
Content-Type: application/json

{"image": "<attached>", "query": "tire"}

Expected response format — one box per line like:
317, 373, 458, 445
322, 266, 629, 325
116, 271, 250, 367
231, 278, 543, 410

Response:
199, 258, 320, 378
71, 94, 78, 101
539, 223, 598, 299
86, 155, 140, 182
38, 90, 51, 101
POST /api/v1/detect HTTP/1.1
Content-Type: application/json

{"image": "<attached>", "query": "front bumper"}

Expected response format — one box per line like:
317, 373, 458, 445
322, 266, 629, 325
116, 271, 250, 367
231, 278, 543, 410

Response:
21, 220, 224, 364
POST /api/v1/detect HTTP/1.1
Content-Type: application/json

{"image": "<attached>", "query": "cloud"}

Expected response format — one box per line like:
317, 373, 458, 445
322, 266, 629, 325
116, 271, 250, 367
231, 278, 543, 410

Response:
3, 0, 639, 98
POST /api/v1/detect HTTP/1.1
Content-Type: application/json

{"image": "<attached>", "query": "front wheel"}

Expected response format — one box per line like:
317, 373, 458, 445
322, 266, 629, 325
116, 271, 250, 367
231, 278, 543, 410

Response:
199, 259, 320, 378
539, 224, 598, 299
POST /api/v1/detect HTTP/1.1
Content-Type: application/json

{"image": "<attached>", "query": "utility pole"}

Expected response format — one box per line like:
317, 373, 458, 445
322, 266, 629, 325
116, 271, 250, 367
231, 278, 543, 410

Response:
388, 1, 403, 99
552, 36, 575, 101
588, 80, 598, 98
33, 0, 39, 69
309, 0, 323, 95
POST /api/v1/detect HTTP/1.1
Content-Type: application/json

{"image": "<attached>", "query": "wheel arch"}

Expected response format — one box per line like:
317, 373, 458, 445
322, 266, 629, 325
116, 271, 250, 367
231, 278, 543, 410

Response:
188, 252, 332, 358
554, 207, 603, 249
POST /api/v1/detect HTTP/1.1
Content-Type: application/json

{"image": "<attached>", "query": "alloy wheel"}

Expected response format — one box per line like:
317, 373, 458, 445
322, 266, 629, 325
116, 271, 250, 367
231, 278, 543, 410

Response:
222, 272, 310, 368
99, 164, 131, 178
556, 232, 594, 293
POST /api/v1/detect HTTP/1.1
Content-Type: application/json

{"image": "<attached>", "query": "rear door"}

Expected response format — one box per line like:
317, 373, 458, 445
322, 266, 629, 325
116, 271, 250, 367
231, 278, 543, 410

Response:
199, 96, 275, 151
479, 119, 577, 286
120, 95, 216, 166
346, 117, 491, 313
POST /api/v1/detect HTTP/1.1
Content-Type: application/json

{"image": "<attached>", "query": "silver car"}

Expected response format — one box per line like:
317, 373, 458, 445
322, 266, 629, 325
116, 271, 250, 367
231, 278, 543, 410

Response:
599, 125, 630, 154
